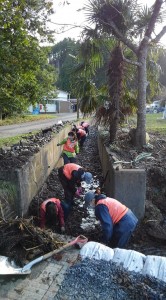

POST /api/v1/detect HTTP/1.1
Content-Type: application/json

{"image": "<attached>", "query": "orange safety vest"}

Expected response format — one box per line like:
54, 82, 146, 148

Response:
40, 198, 60, 213
63, 138, 77, 153
96, 197, 128, 224
78, 128, 86, 137
77, 125, 84, 130
63, 163, 82, 180
82, 122, 89, 128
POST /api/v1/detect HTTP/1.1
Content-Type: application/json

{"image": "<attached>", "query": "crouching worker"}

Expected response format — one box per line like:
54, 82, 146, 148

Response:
58, 163, 93, 211
72, 127, 86, 147
57, 131, 79, 165
84, 192, 138, 248
40, 198, 66, 233
80, 121, 90, 135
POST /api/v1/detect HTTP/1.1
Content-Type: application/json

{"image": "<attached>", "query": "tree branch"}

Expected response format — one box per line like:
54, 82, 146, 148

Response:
99, 19, 138, 54
140, 0, 164, 49
151, 25, 166, 43
123, 56, 141, 67
144, 0, 163, 38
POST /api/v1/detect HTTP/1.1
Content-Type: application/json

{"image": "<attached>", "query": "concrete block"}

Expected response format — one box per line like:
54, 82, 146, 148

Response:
98, 131, 145, 219
0, 122, 81, 218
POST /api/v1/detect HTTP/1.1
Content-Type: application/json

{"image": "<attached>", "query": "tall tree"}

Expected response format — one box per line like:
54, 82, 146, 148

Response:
51, 38, 80, 95
83, 0, 166, 147
0, 0, 56, 118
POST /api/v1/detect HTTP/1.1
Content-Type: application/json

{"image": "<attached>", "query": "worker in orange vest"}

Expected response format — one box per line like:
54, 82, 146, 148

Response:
80, 121, 90, 135
40, 198, 65, 233
84, 192, 138, 248
57, 131, 79, 164
72, 127, 87, 147
58, 163, 93, 211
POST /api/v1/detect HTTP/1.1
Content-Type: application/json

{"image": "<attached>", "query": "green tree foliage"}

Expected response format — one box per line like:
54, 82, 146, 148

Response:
51, 38, 80, 95
0, 0, 56, 118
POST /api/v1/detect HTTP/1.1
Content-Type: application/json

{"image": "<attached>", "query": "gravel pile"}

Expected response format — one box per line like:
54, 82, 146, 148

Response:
55, 258, 166, 300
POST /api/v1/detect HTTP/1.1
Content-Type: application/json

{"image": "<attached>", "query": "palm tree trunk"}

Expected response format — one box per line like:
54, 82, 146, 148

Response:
108, 46, 123, 143
109, 91, 120, 142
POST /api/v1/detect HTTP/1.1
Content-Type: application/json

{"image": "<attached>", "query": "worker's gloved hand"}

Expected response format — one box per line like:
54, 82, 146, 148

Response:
57, 143, 60, 146
77, 187, 83, 194
75, 187, 83, 198
61, 226, 65, 233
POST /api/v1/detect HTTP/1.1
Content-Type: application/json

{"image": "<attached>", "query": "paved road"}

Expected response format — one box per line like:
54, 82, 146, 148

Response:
0, 113, 81, 138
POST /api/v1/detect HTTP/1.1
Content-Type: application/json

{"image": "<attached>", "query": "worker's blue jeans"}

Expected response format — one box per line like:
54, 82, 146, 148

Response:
61, 201, 71, 220
110, 209, 138, 248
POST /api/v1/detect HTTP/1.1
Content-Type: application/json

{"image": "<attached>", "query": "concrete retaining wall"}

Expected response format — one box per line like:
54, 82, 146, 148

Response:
98, 131, 145, 219
0, 124, 74, 218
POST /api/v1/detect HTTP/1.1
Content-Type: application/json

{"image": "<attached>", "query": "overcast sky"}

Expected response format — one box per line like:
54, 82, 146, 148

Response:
50, 0, 166, 46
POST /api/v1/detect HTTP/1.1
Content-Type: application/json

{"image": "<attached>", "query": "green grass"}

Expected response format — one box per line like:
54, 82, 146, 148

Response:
0, 132, 39, 148
129, 113, 166, 135
0, 114, 57, 126
146, 113, 166, 134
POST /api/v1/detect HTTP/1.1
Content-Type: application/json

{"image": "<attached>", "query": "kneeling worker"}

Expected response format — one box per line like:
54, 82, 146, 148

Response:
40, 198, 65, 233
84, 192, 138, 248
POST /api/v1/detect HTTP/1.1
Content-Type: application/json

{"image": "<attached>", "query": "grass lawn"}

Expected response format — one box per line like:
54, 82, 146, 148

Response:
0, 114, 57, 126
130, 113, 166, 135
146, 113, 166, 135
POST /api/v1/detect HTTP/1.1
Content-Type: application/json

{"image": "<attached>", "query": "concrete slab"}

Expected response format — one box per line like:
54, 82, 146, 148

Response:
0, 244, 80, 300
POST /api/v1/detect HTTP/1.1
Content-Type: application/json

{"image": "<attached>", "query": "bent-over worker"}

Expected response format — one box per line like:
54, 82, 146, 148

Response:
40, 198, 65, 233
80, 121, 90, 135
84, 192, 138, 248
58, 163, 93, 208
72, 127, 86, 147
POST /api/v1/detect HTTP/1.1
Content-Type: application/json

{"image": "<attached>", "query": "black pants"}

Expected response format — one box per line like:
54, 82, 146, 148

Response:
79, 135, 86, 146
58, 167, 75, 205
84, 127, 89, 135
62, 153, 76, 165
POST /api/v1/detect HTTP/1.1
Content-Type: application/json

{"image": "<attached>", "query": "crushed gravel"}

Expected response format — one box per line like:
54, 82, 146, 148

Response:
55, 258, 166, 300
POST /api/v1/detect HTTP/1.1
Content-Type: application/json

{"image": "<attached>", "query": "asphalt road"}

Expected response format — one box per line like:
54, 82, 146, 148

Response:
0, 113, 80, 138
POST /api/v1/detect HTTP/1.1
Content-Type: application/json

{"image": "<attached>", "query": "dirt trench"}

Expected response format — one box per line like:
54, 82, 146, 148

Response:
29, 126, 166, 257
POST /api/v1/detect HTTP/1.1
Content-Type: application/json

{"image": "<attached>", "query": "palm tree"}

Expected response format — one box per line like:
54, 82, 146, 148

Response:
82, 0, 166, 147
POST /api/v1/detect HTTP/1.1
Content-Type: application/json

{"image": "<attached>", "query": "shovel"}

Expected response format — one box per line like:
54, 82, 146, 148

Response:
0, 235, 88, 275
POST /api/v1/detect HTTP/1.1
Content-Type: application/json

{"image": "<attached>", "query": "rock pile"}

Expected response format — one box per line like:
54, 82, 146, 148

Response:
55, 258, 166, 300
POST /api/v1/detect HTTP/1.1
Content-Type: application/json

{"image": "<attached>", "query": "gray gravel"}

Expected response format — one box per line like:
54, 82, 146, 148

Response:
54, 259, 166, 300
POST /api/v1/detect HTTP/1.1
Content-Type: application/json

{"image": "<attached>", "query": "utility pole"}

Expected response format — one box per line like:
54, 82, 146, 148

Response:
77, 99, 79, 120
69, 54, 80, 120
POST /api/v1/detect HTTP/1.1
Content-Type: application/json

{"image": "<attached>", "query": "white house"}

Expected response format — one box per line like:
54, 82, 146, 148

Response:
28, 90, 72, 114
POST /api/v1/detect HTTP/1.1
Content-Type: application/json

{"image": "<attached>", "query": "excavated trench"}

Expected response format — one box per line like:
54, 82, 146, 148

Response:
29, 126, 166, 257
1, 124, 166, 299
